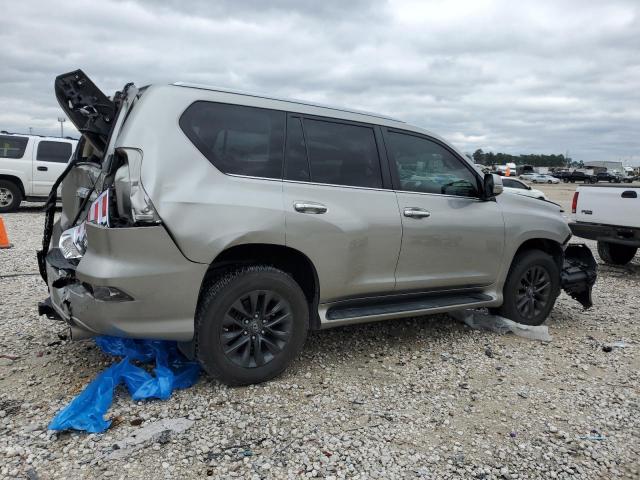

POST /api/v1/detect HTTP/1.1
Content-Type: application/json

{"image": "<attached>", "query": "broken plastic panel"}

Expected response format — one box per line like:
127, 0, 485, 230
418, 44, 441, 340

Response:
450, 309, 552, 342
48, 337, 200, 433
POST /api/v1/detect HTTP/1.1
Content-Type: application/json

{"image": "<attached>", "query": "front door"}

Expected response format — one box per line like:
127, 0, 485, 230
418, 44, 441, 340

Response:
384, 129, 505, 291
32, 139, 73, 196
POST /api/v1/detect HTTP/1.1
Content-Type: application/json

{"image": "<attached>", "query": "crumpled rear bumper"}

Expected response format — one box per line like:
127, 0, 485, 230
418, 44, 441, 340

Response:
41, 222, 208, 341
561, 243, 597, 309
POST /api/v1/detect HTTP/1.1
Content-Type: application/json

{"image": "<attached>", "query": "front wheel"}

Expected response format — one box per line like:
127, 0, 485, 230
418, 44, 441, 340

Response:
597, 241, 637, 266
493, 250, 560, 326
195, 265, 309, 386
547, 180, 552, 184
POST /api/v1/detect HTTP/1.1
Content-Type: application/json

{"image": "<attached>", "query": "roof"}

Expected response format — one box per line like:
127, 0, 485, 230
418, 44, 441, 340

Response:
0, 131, 78, 142
584, 160, 623, 168
172, 82, 404, 123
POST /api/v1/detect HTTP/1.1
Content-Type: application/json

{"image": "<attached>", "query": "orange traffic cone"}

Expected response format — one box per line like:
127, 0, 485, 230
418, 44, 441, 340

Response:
0, 217, 12, 249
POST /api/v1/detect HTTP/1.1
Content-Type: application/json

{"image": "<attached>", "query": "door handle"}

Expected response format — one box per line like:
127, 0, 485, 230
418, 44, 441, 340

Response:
403, 207, 431, 219
294, 201, 327, 214
37, 166, 48, 171
621, 190, 637, 198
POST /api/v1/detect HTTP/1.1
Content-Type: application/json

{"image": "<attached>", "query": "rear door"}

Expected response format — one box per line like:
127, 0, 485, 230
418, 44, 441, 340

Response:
384, 129, 505, 291
282, 114, 402, 302
32, 139, 74, 196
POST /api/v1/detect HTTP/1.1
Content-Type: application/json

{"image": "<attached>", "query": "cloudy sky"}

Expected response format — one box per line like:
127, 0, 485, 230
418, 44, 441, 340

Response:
1, 0, 639, 163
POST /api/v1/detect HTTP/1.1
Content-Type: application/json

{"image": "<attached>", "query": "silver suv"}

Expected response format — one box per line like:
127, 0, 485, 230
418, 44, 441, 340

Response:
38, 70, 597, 385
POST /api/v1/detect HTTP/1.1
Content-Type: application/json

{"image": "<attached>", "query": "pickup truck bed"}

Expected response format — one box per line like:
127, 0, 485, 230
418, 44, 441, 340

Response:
570, 184, 639, 265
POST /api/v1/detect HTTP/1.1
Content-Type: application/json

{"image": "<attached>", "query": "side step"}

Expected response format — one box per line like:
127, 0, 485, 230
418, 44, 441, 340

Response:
325, 292, 492, 321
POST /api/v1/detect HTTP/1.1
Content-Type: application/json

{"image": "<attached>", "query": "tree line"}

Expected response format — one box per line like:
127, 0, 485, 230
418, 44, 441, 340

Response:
471, 149, 584, 168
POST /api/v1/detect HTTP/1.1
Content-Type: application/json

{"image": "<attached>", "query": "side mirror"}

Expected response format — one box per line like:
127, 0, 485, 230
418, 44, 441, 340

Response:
482, 173, 503, 200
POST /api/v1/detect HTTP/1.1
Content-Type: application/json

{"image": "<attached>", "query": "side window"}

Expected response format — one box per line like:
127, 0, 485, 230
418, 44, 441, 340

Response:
0, 135, 28, 159
36, 141, 72, 163
387, 131, 479, 197
303, 119, 382, 188
284, 116, 310, 181
179, 102, 285, 179
503, 179, 524, 189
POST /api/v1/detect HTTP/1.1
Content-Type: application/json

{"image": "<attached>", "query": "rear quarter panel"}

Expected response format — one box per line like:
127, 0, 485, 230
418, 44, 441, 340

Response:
115, 85, 285, 264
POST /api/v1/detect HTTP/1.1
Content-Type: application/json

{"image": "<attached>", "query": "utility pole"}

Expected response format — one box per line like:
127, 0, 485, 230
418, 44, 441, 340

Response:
57, 117, 66, 138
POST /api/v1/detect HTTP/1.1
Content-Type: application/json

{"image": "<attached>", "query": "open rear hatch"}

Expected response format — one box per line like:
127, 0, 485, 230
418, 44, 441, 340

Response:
37, 70, 137, 283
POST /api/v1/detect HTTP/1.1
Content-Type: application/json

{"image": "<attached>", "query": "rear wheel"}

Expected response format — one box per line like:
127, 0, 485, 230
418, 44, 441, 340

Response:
493, 250, 560, 326
0, 180, 22, 213
195, 265, 308, 385
597, 241, 637, 266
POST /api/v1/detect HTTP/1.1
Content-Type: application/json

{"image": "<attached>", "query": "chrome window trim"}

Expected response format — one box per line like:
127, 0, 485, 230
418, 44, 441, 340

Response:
226, 172, 483, 200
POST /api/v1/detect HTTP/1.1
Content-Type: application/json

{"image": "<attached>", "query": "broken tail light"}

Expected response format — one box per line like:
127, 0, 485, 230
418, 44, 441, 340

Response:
59, 222, 87, 260
113, 148, 161, 225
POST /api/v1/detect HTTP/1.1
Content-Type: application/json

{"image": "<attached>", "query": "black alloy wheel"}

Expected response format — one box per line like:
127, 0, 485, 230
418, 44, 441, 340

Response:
221, 290, 293, 368
515, 265, 551, 321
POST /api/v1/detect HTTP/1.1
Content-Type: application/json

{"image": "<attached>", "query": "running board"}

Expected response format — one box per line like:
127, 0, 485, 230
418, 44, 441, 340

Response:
325, 292, 493, 321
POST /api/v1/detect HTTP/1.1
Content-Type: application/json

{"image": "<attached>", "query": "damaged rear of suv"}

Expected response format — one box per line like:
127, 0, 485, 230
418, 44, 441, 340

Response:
38, 70, 597, 386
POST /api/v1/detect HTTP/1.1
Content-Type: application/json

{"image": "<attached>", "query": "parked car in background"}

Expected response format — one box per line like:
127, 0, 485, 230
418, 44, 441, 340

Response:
570, 184, 640, 265
518, 172, 537, 181
38, 69, 598, 385
0, 132, 77, 212
531, 174, 560, 184
563, 171, 597, 184
596, 172, 622, 183
501, 178, 546, 200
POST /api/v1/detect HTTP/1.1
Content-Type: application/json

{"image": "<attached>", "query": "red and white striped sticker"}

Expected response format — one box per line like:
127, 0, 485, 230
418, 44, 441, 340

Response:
87, 190, 109, 227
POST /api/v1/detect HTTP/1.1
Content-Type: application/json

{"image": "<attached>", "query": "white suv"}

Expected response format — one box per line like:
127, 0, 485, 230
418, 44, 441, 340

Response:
0, 132, 77, 212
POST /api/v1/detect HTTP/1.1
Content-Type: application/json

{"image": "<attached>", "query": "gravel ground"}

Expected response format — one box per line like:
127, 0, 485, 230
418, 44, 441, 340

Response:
0, 187, 638, 479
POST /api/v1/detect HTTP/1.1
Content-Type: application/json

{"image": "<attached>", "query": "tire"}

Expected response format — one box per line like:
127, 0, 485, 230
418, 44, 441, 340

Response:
547, 180, 552, 184
195, 265, 309, 386
0, 180, 22, 213
493, 250, 560, 326
597, 241, 637, 266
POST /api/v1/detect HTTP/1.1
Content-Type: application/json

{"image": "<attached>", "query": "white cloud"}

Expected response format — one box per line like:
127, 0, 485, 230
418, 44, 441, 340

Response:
1, 0, 639, 163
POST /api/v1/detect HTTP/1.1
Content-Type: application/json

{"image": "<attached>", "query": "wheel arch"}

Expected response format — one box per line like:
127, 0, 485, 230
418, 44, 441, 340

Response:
513, 237, 564, 271
0, 174, 26, 197
200, 243, 321, 329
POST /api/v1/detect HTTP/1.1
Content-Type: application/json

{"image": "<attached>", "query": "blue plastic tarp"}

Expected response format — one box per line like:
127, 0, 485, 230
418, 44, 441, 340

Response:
48, 337, 200, 433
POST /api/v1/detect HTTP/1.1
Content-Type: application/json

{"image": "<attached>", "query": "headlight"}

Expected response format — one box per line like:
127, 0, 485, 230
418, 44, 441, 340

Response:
59, 222, 87, 260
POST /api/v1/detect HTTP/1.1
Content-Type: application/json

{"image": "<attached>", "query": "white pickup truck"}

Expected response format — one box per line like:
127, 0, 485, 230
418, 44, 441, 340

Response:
0, 132, 77, 212
570, 184, 640, 265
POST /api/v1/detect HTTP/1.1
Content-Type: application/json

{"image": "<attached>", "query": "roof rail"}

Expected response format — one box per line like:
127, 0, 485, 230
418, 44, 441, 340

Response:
172, 82, 404, 123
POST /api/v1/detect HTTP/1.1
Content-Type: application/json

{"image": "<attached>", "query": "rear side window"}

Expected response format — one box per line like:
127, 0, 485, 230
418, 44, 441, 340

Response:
180, 102, 285, 179
303, 119, 382, 188
0, 135, 28, 159
36, 141, 72, 163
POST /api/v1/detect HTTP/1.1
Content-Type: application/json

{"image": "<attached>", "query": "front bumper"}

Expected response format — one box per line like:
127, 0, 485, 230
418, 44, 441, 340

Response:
561, 244, 597, 309
569, 221, 640, 247
42, 223, 208, 341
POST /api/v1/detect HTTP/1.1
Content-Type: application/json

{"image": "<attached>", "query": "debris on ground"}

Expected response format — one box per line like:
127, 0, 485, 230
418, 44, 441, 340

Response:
106, 418, 195, 461
48, 337, 200, 433
450, 310, 552, 342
